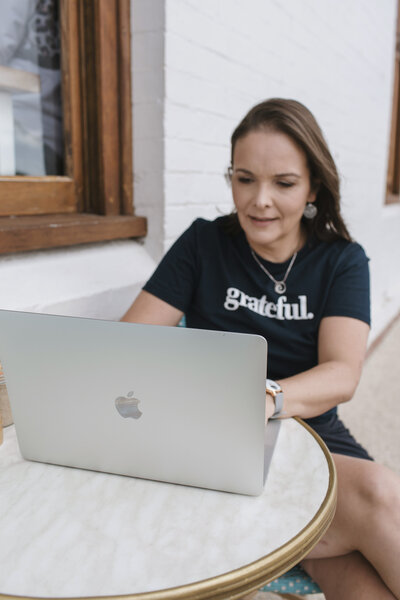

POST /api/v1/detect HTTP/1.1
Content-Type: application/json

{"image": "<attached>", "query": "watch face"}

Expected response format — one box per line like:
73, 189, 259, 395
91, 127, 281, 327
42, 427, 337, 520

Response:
267, 379, 281, 392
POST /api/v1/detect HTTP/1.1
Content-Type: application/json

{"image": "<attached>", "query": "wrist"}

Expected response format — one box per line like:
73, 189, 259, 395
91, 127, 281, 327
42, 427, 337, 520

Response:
265, 392, 275, 420
265, 378, 285, 418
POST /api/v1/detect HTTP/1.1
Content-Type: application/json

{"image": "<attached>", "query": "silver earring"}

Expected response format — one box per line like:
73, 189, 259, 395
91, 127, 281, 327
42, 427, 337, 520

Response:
303, 202, 317, 219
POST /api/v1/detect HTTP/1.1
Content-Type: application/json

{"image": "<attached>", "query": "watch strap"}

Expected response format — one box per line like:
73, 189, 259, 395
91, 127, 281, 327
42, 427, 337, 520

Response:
266, 378, 284, 418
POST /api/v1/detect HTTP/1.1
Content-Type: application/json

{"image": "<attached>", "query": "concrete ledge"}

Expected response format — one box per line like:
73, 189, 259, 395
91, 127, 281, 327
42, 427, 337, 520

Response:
0, 239, 156, 320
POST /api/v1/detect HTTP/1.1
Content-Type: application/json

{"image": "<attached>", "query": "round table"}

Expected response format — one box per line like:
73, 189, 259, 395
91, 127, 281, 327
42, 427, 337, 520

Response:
0, 418, 336, 600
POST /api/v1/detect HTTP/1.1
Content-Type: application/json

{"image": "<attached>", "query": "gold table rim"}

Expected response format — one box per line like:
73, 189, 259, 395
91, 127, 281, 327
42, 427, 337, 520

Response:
0, 417, 337, 600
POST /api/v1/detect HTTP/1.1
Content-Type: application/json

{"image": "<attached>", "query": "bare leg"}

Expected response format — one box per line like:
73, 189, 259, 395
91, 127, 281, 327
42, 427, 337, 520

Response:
305, 454, 400, 598
302, 551, 396, 599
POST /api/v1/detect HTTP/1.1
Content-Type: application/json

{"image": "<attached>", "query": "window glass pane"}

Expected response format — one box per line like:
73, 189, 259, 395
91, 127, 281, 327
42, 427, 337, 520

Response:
0, 0, 64, 176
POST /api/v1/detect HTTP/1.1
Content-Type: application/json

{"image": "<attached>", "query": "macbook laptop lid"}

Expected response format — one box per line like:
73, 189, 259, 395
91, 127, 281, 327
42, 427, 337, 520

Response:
0, 309, 278, 496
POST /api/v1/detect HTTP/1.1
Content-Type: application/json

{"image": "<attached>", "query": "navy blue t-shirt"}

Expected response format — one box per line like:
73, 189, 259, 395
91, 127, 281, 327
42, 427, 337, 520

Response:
144, 216, 370, 387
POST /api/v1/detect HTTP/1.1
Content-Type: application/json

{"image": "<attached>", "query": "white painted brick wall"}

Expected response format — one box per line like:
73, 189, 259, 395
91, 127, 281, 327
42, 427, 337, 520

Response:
154, 0, 399, 338
131, 0, 166, 261
0, 1, 396, 331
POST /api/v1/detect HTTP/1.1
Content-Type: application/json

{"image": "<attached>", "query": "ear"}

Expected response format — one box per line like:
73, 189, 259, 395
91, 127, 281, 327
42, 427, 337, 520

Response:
308, 192, 317, 204
308, 179, 320, 204
225, 166, 233, 186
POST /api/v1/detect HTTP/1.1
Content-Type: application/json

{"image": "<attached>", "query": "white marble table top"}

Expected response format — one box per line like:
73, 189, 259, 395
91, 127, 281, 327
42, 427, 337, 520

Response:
0, 419, 334, 599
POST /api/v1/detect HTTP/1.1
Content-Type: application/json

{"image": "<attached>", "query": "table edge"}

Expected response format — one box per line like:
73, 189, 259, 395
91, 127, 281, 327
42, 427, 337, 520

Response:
0, 418, 337, 600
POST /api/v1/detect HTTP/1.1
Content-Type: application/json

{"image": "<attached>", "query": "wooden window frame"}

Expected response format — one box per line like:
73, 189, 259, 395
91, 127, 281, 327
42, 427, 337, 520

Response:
387, 0, 400, 204
0, 0, 146, 254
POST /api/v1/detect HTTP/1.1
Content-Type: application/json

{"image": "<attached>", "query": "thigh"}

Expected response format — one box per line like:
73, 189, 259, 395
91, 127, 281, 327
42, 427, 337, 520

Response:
302, 551, 397, 599
306, 453, 395, 560
304, 456, 400, 597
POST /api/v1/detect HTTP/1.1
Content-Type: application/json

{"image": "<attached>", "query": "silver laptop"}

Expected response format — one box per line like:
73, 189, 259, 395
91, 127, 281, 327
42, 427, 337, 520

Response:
0, 309, 280, 496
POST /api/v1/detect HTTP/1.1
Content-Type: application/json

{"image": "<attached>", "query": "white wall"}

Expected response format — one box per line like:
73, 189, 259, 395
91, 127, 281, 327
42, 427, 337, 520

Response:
0, 0, 399, 341
0, 240, 155, 320
131, 0, 166, 261
160, 0, 400, 339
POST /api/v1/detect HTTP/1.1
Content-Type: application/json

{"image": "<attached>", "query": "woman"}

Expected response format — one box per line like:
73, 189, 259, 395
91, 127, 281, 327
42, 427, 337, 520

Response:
122, 99, 400, 599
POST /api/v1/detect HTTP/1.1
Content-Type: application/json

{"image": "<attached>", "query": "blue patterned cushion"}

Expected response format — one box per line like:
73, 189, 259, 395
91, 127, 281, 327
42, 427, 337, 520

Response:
260, 564, 321, 594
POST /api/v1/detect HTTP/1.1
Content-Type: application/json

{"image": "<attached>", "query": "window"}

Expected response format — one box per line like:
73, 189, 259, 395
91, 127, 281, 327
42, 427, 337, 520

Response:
0, 0, 146, 254
387, 0, 400, 204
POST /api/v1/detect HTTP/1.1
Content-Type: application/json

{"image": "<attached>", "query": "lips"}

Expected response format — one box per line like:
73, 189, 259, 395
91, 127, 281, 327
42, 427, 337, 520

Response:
249, 216, 278, 224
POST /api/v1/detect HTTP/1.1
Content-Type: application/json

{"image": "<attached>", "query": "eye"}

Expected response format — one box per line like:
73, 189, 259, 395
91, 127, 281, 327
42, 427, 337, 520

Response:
237, 176, 253, 184
277, 181, 294, 188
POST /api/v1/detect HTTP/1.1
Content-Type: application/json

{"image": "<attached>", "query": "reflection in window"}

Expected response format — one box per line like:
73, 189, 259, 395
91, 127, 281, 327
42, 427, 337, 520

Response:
0, 0, 64, 176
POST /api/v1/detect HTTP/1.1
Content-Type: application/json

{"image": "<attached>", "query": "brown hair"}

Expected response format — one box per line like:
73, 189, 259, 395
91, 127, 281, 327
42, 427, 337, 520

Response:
227, 98, 352, 242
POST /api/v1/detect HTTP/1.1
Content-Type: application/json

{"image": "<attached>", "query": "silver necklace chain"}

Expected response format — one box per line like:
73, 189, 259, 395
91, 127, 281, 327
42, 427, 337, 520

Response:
250, 248, 298, 294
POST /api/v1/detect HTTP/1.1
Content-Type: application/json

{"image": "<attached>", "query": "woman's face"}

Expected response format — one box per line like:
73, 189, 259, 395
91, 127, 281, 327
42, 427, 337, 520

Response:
231, 128, 316, 262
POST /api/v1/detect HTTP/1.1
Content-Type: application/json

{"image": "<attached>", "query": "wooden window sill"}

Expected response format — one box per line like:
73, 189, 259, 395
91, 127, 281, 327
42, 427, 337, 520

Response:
0, 213, 147, 255
386, 193, 400, 205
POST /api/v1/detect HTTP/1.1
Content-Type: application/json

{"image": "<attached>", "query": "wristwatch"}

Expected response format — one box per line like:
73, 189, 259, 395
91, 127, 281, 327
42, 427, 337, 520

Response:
265, 378, 284, 418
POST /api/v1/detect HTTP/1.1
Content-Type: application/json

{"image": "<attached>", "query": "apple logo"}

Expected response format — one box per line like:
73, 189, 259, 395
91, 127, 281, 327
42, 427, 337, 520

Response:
115, 391, 143, 419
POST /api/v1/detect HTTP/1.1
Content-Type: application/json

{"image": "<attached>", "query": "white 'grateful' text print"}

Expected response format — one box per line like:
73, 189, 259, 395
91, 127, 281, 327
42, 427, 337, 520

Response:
224, 287, 314, 320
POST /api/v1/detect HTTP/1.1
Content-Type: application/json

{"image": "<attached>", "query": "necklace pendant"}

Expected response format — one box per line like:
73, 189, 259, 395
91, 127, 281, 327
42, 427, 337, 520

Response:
250, 247, 297, 296
274, 281, 286, 294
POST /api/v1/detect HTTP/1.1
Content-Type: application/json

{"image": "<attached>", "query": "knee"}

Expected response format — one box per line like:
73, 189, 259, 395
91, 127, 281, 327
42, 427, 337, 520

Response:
356, 463, 400, 517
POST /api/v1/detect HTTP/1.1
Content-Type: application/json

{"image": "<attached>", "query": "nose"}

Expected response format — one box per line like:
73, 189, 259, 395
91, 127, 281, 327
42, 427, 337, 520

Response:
254, 182, 273, 208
